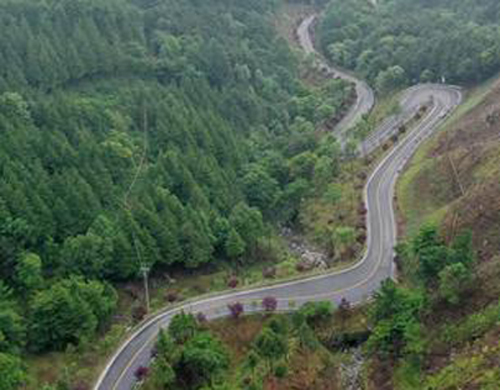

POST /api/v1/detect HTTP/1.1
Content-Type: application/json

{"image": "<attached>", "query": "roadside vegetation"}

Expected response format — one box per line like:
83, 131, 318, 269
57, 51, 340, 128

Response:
142, 300, 368, 390
389, 75, 500, 389
3, 0, 500, 388
0, 0, 363, 388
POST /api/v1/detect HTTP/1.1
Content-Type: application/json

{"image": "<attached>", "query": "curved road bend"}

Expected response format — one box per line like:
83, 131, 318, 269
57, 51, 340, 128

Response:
95, 15, 462, 390
297, 15, 375, 138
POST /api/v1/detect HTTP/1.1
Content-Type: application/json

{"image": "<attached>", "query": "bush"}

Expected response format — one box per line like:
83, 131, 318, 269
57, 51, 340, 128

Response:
134, 366, 149, 381
274, 364, 288, 378
166, 291, 179, 303
262, 267, 277, 279
228, 302, 244, 319
196, 312, 207, 324
442, 303, 500, 346
132, 305, 147, 323
227, 276, 239, 289
262, 297, 278, 312
299, 301, 334, 325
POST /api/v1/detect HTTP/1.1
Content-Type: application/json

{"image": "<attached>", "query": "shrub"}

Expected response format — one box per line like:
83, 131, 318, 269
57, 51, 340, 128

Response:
227, 276, 239, 289
72, 382, 89, 390
196, 312, 207, 324
228, 302, 244, 319
262, 267, 277, 279
134, 366, 149, 381
299, 301, 334, 325
166, 291, 178, 303
262, 296, 278, 312
443, 303, 500, 346
274, 364, 288, 378
132, 305, 147, 322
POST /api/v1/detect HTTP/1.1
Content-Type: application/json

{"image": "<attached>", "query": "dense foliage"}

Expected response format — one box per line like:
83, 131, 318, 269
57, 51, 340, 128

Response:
367, 227, 477, 379
318, 0, 500, 91
149, 313, 230, 389
146, 304, 335, 390
0, 0, 354, 386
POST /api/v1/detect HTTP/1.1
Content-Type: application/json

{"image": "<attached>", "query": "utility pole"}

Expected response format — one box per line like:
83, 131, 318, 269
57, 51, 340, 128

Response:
141, 265, 151, 313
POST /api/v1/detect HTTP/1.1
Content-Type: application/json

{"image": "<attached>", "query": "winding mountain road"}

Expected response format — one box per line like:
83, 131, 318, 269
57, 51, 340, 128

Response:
298, 15, 375, 140
95, 14, 462, 390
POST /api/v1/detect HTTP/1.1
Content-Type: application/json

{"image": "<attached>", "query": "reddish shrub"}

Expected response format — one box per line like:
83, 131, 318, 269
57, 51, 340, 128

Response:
196, 312, 207, 324
228, 276, 239, 289
357, 232, 367, 244
72, 382, 89, 390
337, 297, 352, 325
262, 267, 277, 279
166, 291, 178, 303
339, 297, 351, 312
132, 305, 147, 322
357, 172, 367, 180
124, 285, 140, 299
134, 366, 149, 381
228, 302, 244, 319
262, 296, 278, 312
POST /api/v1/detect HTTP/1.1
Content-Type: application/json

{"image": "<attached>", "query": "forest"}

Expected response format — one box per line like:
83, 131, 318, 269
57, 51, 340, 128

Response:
0, 0, 356, 387
318, 0, 500, 92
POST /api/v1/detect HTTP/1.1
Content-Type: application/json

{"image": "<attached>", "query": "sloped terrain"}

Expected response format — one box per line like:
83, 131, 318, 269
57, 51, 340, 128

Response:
399, 77, 500, 261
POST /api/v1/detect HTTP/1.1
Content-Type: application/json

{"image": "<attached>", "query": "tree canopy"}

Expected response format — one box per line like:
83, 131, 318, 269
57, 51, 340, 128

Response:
319, 0, 500, 89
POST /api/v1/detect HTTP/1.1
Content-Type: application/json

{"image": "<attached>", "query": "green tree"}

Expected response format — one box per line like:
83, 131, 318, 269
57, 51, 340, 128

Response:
28, 278, 116, 352
151, 358, 176, 389
169, 312, 199, 344
15, 252, 43, 296
333, 226, 356, 260
375, 66, 408, 93
413, 225, 449, 285
438, 263, 471, 305
0, 353, 26, 390
368, 280, 424, 357
241, 165, 280, 214
254, 327, 288, 370
225, 229, 246, 260
178, 332, 229, 388
448, 230, 474, 268
0, 283, 25, 353
229, 203, 264, 253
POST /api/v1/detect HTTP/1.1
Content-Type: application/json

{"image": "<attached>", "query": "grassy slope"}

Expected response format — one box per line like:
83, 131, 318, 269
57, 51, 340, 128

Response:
203, 308, 368, 390
397, 75, 500, 238
395, 75, 500, 388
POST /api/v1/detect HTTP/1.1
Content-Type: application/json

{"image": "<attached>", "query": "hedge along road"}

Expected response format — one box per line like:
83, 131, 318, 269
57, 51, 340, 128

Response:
95, 14, 463, 390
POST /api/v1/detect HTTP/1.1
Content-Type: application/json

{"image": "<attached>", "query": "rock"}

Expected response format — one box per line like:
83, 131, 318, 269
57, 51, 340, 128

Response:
340, 347, 365, 390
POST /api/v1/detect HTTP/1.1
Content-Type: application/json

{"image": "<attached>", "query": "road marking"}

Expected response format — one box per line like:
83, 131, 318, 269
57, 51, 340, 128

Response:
96, 15, 463, 390
107, 100, 449, 390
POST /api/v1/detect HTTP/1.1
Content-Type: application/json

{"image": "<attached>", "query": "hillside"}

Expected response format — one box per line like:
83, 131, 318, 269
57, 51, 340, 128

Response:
0, 0, 356, 388
318, 0, 500, 91
398, 78, 500, 261
393, 77, 500, 389
2, 0, 500, 389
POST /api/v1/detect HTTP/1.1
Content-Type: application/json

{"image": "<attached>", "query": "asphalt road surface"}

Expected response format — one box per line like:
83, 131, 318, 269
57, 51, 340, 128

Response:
94, 14, 462, 390
297, 15, 375, 140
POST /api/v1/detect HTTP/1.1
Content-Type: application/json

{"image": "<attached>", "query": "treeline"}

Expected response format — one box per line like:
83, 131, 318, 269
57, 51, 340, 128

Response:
318, 0, 500, 92
144, 301, 335, 389
0, 0, 353, 384
366, 226, 477, 378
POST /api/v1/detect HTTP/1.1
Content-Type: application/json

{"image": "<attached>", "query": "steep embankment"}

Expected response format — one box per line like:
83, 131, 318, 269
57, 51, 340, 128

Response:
396, 77, 500, 389
398, 77, 500, 263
